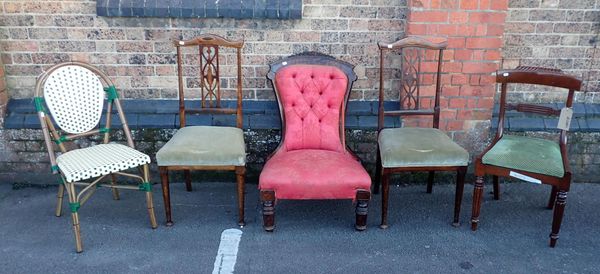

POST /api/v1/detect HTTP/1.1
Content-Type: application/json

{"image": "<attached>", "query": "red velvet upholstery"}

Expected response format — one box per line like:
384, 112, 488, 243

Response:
259, 64, 371, 200
275, 65, 347, 152
260, 150, 371, 199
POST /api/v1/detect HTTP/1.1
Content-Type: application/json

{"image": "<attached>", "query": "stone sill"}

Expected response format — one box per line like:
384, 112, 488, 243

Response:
4, 99, 401, 130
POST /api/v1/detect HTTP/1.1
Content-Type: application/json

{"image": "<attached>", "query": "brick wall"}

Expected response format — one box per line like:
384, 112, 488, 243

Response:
0, 56, 6, 127
406, 0, 508, 152
503, 0, 600, 102
0, 0, 406, 100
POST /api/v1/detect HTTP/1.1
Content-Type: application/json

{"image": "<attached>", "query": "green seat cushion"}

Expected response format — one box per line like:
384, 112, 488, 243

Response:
156, 126, 246, 167
378, 127, 469, 168
482, 135, 564, 178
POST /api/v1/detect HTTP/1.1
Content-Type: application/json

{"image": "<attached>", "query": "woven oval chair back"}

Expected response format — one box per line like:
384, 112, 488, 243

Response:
43, 65, 105, 134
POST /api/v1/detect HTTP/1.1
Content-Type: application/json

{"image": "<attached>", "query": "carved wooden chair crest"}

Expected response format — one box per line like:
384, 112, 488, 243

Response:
258, 52, 372, 231
376, 36, 470, 228
156, 34, 246, 226
35, 61, 158, 253
470, 66, 582, 247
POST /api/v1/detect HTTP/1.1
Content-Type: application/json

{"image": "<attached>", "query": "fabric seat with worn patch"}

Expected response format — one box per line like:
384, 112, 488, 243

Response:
260, 149, 371, 200
157, 35, 247, 227
482, 135, 563, 178
375, 36, 469, 228
57, 143, 150, 183
470, 66, 582, 248
379, 127, 469, 168
156, 126, 246, 167
258, 52, 372, 232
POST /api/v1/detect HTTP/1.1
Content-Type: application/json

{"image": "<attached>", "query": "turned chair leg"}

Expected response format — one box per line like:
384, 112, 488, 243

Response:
355, 190, 370, 231
550, 190, 567, 247
453, 167, 467, 227
547, 186, 558, 210
374, 148, 382, 194
492, 175, 500, 200
471, 175, 484, 231
55, 183, 65, 217
235, 166, 246, 227
380, 172, 390, 229
159, 167, 173, 226
261, 190, 275, 232
426, 171, 435, 193
184, 170, 192, 192
142, 165, 158, 229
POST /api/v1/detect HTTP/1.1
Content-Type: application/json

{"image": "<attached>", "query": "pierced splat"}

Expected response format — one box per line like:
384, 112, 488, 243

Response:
200, 45, 220, 108
399, 47, 422, 110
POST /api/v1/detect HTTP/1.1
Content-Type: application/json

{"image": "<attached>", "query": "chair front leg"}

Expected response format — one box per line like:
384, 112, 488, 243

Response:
550, 190, 568, 247
235, 166, 246, 227
159, 166, 173, 226
453, 166, 467, 227
355, 190, 370, 231
142, 164, 158, 229
261, 190, 275, 232
65, 182, 83, 253
471, 175, 484, 231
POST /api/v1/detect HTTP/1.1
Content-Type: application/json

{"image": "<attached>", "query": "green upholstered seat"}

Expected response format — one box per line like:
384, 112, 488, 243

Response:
378, 127, 469, 168
156, 126, 246, 167
482, 135, 564, 178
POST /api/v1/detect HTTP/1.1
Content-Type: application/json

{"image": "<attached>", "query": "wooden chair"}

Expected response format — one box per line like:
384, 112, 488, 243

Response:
470, 66, 582, 247
156, 34, 246, 226
35, 61, 158, 253
375, 36, 470, 228
259, 52, 371, 231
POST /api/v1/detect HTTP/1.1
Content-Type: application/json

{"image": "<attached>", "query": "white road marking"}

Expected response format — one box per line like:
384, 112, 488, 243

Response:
212, 229, 243, 274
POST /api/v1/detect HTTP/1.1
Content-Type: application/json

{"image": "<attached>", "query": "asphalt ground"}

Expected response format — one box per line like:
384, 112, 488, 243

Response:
1, 180, 599, 273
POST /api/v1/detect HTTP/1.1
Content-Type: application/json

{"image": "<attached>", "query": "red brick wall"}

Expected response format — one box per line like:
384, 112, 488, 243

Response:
407, 0, 508, 152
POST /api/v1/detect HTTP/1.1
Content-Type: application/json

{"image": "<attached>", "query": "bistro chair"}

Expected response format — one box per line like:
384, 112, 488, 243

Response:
35, 61, 158, 253
470, 66, 582, 247
258, 52, 372, 231
375, 36, 469, 228
156, 34, 246, 226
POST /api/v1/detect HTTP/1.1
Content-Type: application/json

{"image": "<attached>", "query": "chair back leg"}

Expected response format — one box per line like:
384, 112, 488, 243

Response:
110, 174, 120, 200
426, 171, 435, 193
184, 170, 192, 192
380, 173, 390, 229
492, 175, 500, 200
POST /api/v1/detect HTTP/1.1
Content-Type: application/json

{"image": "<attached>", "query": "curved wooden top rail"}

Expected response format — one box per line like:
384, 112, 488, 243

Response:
35, 61, 114, 97
496, 66, 582, 90
174, 34, 244, 48
267, 51, 357, 82
378, 36, 448, 50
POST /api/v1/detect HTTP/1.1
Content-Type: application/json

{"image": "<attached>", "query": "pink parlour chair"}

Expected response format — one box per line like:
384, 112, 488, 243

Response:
259, 52, 372, 232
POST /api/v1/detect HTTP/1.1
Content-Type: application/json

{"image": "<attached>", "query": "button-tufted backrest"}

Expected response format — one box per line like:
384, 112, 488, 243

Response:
275, 65, 348, 152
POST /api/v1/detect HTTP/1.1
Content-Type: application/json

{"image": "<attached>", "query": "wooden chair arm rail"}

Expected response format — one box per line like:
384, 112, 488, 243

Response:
506, 103, 561, 116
